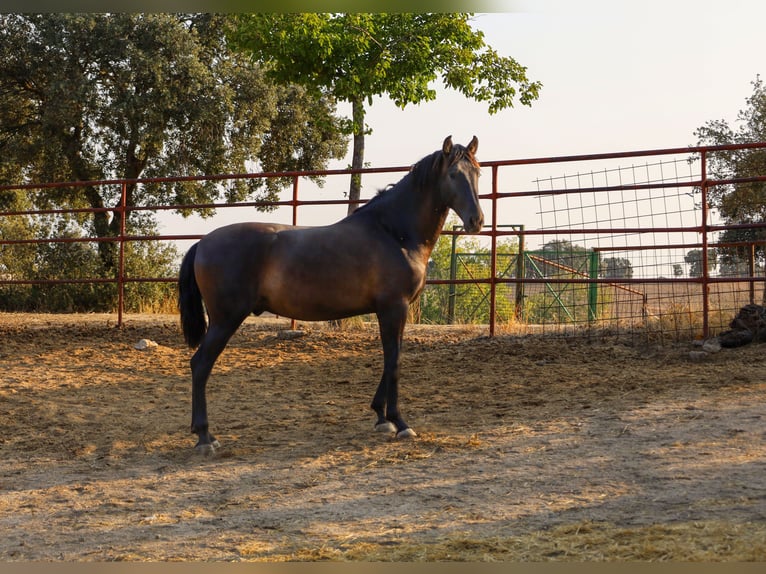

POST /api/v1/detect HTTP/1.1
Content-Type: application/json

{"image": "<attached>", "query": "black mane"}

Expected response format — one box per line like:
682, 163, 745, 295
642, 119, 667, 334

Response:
350, 144, 473, 218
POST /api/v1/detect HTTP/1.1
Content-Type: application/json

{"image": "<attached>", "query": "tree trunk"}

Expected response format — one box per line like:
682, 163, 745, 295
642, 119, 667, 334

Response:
77, 143, 143, 274
81, 186, 117, 271
63, 130, 117, 273
348, 97, 366, 216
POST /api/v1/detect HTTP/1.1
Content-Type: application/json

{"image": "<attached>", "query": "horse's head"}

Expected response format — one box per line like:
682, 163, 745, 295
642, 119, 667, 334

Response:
438, 135, 484, 233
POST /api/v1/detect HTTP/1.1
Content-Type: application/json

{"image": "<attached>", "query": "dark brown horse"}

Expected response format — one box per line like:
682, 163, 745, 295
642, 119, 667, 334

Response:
178, 136, 484, 454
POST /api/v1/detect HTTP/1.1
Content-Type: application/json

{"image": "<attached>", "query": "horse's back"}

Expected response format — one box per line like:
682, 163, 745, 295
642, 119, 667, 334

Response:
195, 222, 281, 272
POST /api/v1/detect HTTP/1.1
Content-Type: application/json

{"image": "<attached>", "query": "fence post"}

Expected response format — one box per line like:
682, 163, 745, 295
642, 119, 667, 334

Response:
514, 225, 525, 322
700, 150, 710, 338
291, 175, 299, 226
749, 243, 756, 304
117, 182, 127, 328
588, 249, 599, 321
290, 175, 299, 331
447, 227, 459, 324
489, 165, 499, 337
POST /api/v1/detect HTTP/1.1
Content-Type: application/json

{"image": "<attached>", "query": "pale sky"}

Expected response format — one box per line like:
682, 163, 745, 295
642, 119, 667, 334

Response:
166, 1, 765, 246
359, 1, 761, 163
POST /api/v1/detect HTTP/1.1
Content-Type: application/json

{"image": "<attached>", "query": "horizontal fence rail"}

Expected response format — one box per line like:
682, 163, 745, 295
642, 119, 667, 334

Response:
2, 143, 766, 340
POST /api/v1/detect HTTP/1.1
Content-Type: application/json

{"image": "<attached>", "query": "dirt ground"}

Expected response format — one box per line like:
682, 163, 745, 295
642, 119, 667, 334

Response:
1, 313, 765, 562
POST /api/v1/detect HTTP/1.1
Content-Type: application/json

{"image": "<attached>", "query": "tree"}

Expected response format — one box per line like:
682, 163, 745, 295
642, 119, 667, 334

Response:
536, 239, 596, 278
0, 14, 347, 272
602, 256, 634, 279
717, 252, 752, 277
694, 76, 766, 271
229, 13, 541, 214
685, 249, 717, 278
0, 190, 37, 308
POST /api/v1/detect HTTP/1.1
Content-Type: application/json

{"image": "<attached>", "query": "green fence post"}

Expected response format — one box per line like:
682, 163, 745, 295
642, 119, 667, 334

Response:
447, 226, 459, 324
588, 249, 599, 322
514, 225, 525, 322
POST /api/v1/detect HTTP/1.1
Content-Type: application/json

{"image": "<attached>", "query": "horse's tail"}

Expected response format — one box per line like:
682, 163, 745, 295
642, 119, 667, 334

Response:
178, 242, 207, 348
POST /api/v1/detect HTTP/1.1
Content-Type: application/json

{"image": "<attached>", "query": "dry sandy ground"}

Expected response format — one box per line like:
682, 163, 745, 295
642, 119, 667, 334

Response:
0, 313, 765, 561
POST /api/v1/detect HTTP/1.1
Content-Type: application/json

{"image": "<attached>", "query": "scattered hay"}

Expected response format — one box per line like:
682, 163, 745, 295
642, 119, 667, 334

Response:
269, 520, 766, 562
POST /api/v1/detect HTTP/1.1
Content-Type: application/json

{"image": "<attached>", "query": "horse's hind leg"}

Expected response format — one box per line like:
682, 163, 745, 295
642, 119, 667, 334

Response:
190, 319, 244, 454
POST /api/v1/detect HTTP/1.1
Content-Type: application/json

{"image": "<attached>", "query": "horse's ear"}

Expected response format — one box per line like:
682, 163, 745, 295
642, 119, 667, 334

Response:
442, 135, 453, 156
467, 135, 478, 155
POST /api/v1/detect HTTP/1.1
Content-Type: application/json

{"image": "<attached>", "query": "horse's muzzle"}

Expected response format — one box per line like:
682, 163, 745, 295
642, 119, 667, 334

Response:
464, 213, 484, 234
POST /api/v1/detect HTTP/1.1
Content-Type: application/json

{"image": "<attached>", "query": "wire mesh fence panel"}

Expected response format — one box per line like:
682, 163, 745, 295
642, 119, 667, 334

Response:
415, 148, 766, 341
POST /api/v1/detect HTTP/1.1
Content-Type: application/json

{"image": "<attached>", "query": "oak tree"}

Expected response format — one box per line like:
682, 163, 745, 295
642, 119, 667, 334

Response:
695, 76, 766, 226
694, 76, 766, 279
0, 13, 347, 270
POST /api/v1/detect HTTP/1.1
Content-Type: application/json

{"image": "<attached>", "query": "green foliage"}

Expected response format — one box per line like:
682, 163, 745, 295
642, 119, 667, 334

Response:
684, 248, 717, 278
602, 256, 634, 279
0, 15, 347, 230
536, 239, 595, 276
0, 14, 347, 196
522, 240, 603, 324
0, 211, 177, 313
229, 13, 541, 209
521, 285, 602, 325
695, 76, 766, 265
230, 13, 541, 112
0, 192, 37, 309
420, 219, 519, 324
121, 240, 178, 313
419, 232, 610, 325
717, 250, 756, 277
0, 14, 348, 312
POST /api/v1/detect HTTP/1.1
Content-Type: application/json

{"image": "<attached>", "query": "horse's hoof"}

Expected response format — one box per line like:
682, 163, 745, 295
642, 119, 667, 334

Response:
195, 439, 220, 456
396, 428, 417, 439
375, 421, 397, 433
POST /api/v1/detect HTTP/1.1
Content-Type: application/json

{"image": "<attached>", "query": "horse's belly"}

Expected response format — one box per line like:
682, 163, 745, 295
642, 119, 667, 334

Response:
258, 227, 421, 321
264, 284, 374, 321
260, 265, 376, 321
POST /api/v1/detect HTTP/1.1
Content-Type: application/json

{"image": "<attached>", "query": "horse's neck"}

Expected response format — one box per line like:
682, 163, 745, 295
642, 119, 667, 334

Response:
388, 181, 446, 248
419, 205, 449, 251
349, 175, 447, 255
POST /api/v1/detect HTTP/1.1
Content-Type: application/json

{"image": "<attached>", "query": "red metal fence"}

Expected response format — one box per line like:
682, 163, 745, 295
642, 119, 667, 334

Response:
2, 142, 766, 340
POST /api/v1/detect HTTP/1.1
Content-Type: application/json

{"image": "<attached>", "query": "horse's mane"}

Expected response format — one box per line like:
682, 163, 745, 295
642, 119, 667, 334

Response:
352, 143, 478, 216
410, 143, 479, 187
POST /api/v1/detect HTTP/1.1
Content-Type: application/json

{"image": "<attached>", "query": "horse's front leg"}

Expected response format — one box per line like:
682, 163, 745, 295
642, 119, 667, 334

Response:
371, 303, 417, 439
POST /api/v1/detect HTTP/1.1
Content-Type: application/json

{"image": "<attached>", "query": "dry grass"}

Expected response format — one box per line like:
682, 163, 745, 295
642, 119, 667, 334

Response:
267, 521, 766, 562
